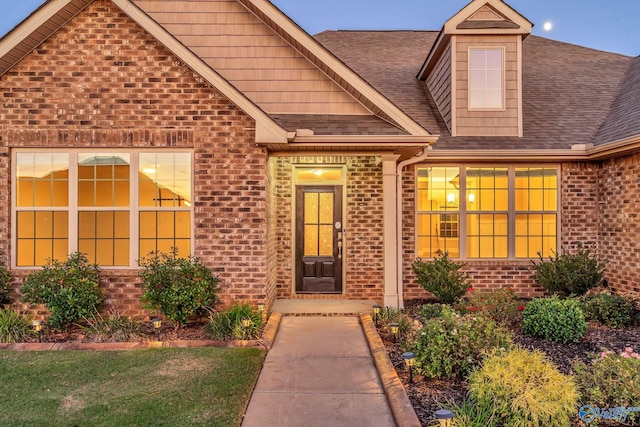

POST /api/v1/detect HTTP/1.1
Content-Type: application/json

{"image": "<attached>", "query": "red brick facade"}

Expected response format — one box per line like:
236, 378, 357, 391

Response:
270, 156, 385, 301
1, 0, 268, 317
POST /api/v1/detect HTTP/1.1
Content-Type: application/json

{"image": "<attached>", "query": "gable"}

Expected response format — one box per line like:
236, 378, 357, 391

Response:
459, 4, 521, 30
133, 0, 370, 116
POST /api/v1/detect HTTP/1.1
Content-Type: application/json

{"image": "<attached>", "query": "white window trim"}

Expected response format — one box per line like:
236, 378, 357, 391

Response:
11, 148, 194, 270
467, 46, 506, 112
415, 164, 561, 261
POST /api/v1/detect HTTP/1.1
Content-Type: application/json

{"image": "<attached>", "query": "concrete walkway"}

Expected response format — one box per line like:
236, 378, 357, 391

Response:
241, 316, 396, 427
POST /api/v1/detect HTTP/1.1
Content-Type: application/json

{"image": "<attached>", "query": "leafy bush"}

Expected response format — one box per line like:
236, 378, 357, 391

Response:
521, 296, 587, 343
573, 348, 640, 425
206, 304, 263, 340
468, 347, 579, 427
412, 252, 469, 304
0, 309, 34, 343
410, 306, 512, 379
418, 303, 445, 322
139, 250, 219, 326
21, 252, 104, 329
456, 287, 521, 324
0, 260, 11, 304
578, 293, 635, 328
81, 310, 142, 342
531, 244, 607, 296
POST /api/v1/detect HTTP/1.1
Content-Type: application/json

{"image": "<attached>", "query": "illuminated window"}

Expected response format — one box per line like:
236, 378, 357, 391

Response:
13, 151, 192, 268
469, 48, 504, 109
416, 166, 558, 259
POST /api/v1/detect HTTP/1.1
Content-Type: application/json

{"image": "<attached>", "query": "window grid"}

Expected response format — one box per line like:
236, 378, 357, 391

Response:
468, 48, 504, 110
12, 150, 193, 269
416, 165, 559, 260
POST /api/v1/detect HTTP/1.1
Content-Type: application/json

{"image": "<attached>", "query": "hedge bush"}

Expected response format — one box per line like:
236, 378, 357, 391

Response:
410, 306, 512, 379
21, 252, 104, 329
139, 250, 219, 326
578, 293, 635, 328
412, 252, 469, 304
521, 296, 587, 343
467, 347, 579, 427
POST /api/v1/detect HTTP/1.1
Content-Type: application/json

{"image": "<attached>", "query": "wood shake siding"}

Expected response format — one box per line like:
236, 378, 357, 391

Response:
1, 0, 269, 317
426, 41, 453, 131
133, 0, 370, 115
454, 35, 520, 137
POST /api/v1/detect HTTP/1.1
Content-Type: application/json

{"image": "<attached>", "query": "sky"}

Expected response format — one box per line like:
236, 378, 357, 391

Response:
0, 0, 638, 56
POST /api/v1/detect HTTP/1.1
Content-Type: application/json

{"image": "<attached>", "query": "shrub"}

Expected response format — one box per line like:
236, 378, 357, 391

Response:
21, 252, 105, 329
206, 304, 263, 340
418, 303, 445, 322
139, 250, 219, 327
468, 347, 579, 427
456, 287, 521, 324
410, 306, 512, 379
521, 296, 587, 343
578, 293, 635, 328
0, 309, 34, 343
531, 244, 607, 296
81, 310, 142, 342
0, 259, 11, 304
449, 398, 500, 427
572, 348, 640, 425
412, 252, 469, 304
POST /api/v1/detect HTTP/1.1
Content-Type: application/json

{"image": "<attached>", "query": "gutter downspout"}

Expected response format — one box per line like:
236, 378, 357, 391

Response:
395, 147, 430, 309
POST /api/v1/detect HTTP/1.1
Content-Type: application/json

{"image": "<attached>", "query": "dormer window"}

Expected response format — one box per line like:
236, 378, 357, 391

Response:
468, 48, 504, 110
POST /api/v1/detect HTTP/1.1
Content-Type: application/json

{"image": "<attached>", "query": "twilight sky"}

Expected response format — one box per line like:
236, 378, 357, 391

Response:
1, 0, 638, 56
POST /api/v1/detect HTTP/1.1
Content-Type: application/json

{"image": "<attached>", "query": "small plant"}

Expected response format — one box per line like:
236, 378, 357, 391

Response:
412, 252, 469, 304
410, 306, 512, 379
139, 250, 219, 327
468, 347, 579, 427
81, 310, 142, 342
573, 348, 640, 425
449, 397, 500, 427
578, 292, 635, 328
0, 258, 11, 304
378, 306, 415, 341
456, 287, 521, 324
521, 296, 587, 343
0, 308, 34, 343
418, 303, 445, 322
531, 243, 607, 296
21, 252, 105, 329
206, 304, 263, 340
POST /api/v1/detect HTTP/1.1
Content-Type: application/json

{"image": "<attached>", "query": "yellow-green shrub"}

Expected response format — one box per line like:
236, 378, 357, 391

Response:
468, 347, 579, 427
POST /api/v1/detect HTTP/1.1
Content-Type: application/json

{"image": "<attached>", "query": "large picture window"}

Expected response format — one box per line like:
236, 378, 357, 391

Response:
416, 166, 558, 260
13, 151, 192, 268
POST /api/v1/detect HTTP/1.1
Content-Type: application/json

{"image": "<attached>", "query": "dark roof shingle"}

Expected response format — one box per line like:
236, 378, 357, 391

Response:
315, 31, 634, 150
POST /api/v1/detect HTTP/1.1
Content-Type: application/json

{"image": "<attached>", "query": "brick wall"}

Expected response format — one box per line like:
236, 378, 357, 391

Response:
1, 0, 268, 318
598, 154, 640, 294
401, 162, 606, 301
271, 156, 384, 301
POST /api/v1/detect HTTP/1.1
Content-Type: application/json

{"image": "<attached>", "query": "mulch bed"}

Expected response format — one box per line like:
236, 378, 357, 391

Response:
380, 300, 640, 426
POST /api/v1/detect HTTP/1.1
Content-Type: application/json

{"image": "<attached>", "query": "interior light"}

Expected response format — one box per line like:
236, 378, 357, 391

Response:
313, 170, 323, 176
468, 193, 475, 203
142, 168, 156, 174
447, 193, 456, 203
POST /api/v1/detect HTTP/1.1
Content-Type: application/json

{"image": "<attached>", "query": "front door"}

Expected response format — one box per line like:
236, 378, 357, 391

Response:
295, 186, 343, 293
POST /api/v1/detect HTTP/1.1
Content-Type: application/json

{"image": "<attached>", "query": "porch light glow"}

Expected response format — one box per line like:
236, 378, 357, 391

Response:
32, 320, 44, 342
389, 322, 400, 343
435, 409, 454, 427
402, 352, 416, 383
372, 304, 381, 327
151, 318, 162, 341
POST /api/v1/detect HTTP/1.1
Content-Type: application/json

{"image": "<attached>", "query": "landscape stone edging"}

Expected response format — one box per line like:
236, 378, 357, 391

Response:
0, 312, 283, 352
359, 313, 422, 427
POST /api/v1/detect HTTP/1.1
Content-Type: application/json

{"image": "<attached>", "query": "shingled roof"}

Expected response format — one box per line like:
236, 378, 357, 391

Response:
315, 30, 634, 150
591, 56, 640, 146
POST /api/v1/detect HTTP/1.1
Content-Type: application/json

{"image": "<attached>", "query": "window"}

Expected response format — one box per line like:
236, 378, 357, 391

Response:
416, 166, 558, 259
469, 48, 504, 110
13, 151, 192, 268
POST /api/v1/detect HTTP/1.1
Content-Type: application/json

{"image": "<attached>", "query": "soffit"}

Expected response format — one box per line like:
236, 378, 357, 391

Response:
0, 0, 93, 77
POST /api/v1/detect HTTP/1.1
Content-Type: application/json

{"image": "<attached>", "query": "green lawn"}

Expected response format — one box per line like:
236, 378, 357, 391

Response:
0, 348, 265, 427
